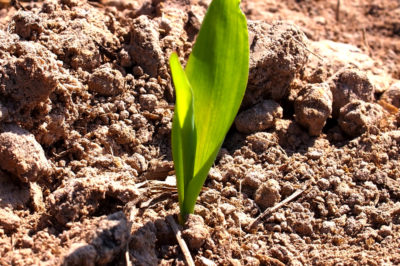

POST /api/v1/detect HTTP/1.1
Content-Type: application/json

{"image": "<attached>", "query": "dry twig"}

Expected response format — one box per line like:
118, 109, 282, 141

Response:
125, 248, 132, 266
361, 27, 371, 56
238, 180, 243, 260
247, 187, 306, 232
125, 205, 136, 266
336, 0, 341, 22
167, 215, 195, 266
290, 36, 325, 62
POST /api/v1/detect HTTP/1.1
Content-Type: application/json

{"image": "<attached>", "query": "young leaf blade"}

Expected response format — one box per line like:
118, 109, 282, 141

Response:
182, 0, 249, 215
169, 53, 196, 216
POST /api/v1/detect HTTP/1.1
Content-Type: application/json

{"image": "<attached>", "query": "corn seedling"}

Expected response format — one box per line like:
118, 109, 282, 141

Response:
169, 0, 249, 223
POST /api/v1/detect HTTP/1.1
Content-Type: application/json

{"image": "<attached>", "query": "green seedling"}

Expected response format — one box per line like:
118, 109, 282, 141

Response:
170, 0, 249, 223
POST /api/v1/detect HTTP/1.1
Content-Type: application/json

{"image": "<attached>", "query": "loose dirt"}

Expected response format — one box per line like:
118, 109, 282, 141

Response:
0, 0, 399, 265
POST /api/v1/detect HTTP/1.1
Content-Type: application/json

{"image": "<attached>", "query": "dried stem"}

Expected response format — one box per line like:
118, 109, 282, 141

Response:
167, 215, 195, 266
336, 0, 341, 22
247, 187, 305, 232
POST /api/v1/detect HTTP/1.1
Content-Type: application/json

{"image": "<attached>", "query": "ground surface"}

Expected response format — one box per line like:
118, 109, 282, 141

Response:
0, 0, 399, 265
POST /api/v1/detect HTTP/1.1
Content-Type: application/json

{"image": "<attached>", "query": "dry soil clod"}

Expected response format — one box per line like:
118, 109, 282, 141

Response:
244, 20, 309, 107
0, 0, 399, 264
294, 82, 333, 136
88, 65, 125, 96
235, 100, 283, 134
61, 212, 130, 265
0, 124, 51, 183
338, 100, 385, 137
381, 81, 400, 108
329, 67, 375, 118
248, 187, 306, 232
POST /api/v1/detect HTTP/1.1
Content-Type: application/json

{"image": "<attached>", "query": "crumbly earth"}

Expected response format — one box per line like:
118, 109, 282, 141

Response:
0, 0, 399, 265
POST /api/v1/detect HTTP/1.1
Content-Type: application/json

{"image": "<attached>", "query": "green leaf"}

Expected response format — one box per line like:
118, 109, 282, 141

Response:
170, 0, 249, 222
169, 53, 196, 216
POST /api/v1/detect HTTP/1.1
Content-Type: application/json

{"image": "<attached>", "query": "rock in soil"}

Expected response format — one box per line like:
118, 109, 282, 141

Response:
29, 182, 45, 212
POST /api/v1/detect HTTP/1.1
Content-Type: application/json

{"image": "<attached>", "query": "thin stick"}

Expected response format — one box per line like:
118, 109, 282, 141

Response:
238, 180, 243, 260
336, 0, 341, 22
361, 27, 371, 56
167, 216, 195, 266
125, 248, 132, 266
10, 0, 26, 10
290, 36, 325, 62
125, 205, 136, 266
247, 188, 305, 231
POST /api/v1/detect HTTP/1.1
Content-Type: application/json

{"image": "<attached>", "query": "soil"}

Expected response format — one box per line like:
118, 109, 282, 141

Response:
0, 0, 399, 265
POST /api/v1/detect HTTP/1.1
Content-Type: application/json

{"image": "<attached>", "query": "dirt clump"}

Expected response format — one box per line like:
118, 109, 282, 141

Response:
244, 20, 309, 106
182, 214, 210, 250
381, 81, 400, 108
275, 119, 309, 148
294, 82, 333, 136
305, 40, 393, 93
61, 212, 129, 265
235, 100, 283, 134
338, 100, 385, 137
47, 174, 139, 225
0, 170, 30, 209
242, 170, 266, 191
108, 121, 138, 145
128, 15, 167, 78
88, 64, 125, 96
0, 0, 399, 265
0, 207, 21, 231
10, 11, 43, 40
0, 124, 51, 183
329, 67, 376, 118
0, 39, 59, 117
254, 179, 281, 210
129, 222, 158, 265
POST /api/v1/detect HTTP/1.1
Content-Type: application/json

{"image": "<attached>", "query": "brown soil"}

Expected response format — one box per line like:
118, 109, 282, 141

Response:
0, 0, 399, 265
